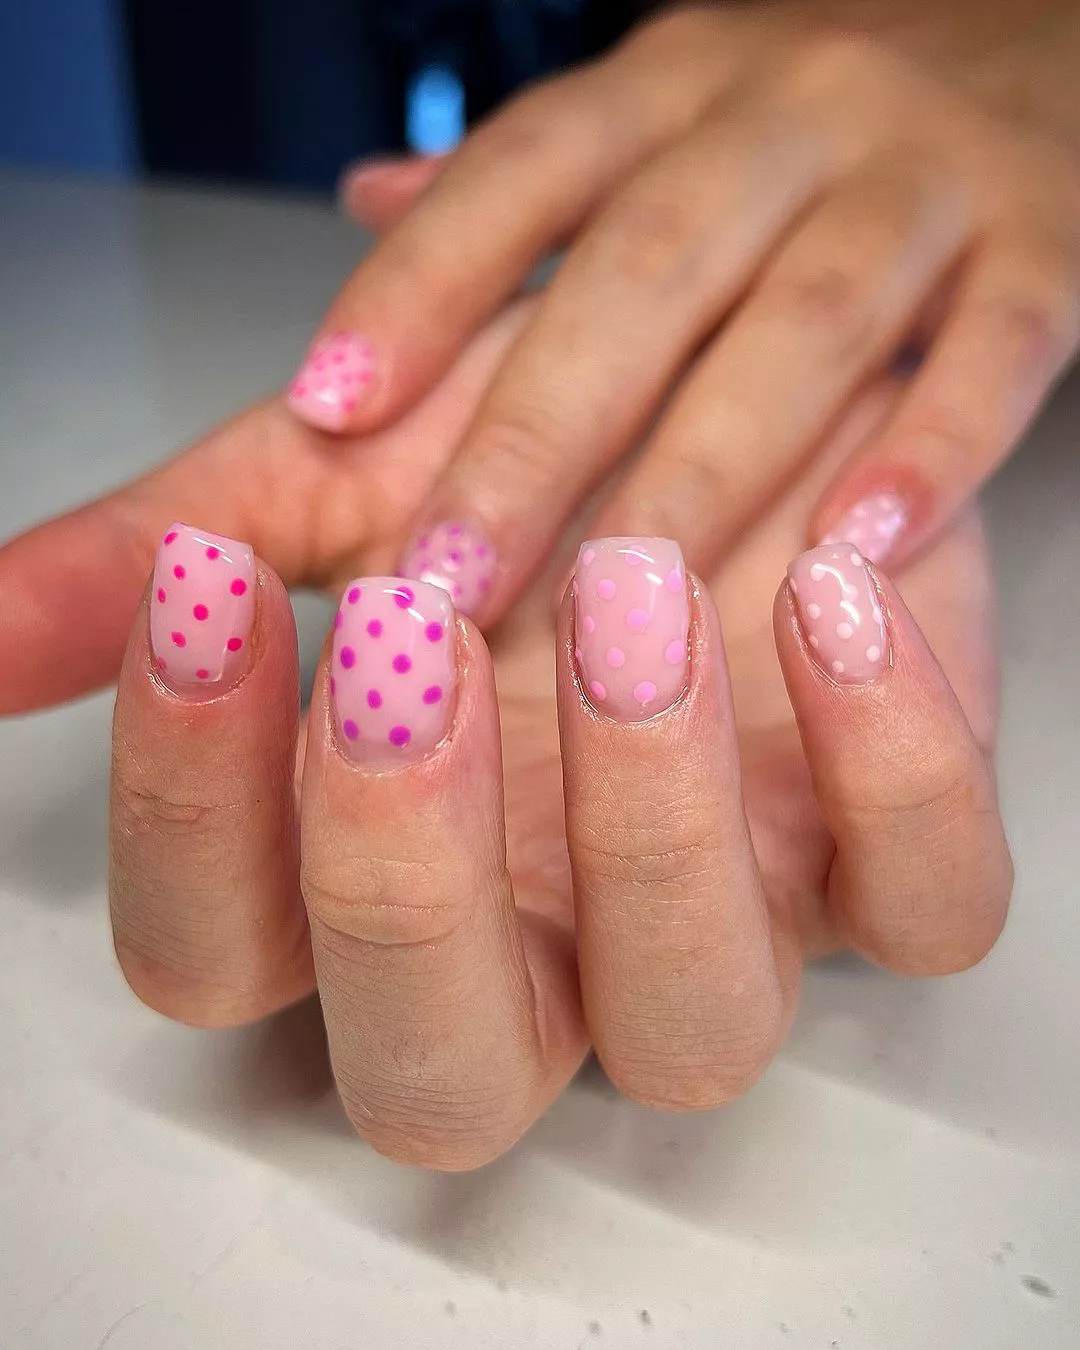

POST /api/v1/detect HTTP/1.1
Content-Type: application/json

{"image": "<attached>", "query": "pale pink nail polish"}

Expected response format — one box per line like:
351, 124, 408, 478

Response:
400, 520, 496, 617
331, 577, 456, 765
574, 537, 690, 722
788, 543, 888, 685
150, 523, 255, 690
820, 491, 907, 563
287, 331, 375, 431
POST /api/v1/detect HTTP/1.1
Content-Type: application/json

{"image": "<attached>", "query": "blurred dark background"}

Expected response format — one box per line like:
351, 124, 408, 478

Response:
0, 0, 637, 190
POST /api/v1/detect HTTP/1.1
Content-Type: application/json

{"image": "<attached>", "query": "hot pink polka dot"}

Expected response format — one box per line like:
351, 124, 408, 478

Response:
393, 586, 414, 609
193, 604, 209, 621
447, 549, 463, 566
156, 588, 167, 604
606, 647, 626, 668
664, 640, 684, 665
448, 524, 463, 538
392, 653, 412, 674
174, 565, 186, 580
171, 631, 186, 647
226, 637, 243, 653
597, 578, 616, 601
230, 578, 247, 597
423, 685, 443, 704
342, 719, 360, 741
633, 680, 658, 704
195, 669, 210, 680
206, 546, 221, 560
425, 622, 444, 642
624, 551, 646, 567
367, 689, 382, 709
340, 646, 356, 669
626, 607, 650, 632
388, 725, 412, 747
163, 531, 178, 546
334, 611, 344, 629
347, 586, 362, 605
366, 619, 383, 637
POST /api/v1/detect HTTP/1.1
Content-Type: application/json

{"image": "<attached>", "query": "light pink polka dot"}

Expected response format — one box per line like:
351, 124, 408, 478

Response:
581, 549, 596, 566
809, 634, 820, 649
836, 621, 853, 640
624, 550, 645, 567
850, 552, 863, 567
589, 680, 607, 702
809, 564, 826, 582
606, 647, 626, 669
633, 680, 657, 704
831, 660, 845, 675
626, 607, 650, 632
597, 578, 616, 601
807, 603, 821, 620
664, 640, 684, 665
665, 569, 683, 593
866, 645, 881, 662
582, 614, 596, 635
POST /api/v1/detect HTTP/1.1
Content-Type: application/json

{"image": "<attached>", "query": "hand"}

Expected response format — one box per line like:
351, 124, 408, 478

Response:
108, 376, 1010, 1170
288, 6, 1080, 622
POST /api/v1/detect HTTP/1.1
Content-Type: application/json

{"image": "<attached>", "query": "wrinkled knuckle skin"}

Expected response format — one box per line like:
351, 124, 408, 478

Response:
600, 192, 701, 289
301, 860, 470, 950
763, 262, 877, 351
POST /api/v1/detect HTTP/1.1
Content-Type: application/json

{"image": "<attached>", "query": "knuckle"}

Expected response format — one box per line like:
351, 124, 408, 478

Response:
463, 408, 572, 502
788, 30, 891, 93
111, 774, 220, 835
763, 260, 876, 348
301, 859, 471, 950
573, 816, 721, 899
599, 190, 700, 289
980, 290, 1079, 372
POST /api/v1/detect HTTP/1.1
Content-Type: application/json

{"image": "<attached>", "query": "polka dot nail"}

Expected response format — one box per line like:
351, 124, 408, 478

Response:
574, 537, 690, 722
287, 331, 374, 431
820, 491, 907, 564
787, 543, 888, 684
150, 523, 255, 689
331, 577, 456, 765
400, 520, 496, 618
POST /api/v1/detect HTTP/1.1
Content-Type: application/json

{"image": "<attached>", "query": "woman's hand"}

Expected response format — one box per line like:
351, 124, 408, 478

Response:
107, 380, 1010, 1170
292, 5, 1080, 619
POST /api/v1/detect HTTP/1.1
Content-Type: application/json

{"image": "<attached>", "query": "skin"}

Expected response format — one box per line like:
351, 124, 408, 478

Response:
101, 314, 1009, 1171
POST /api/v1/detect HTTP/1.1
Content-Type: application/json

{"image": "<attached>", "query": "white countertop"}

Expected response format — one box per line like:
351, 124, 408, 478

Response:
0, 174, 1077, 1350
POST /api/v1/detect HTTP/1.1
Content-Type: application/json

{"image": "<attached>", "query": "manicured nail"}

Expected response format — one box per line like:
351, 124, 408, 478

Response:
788, 544, 888, 685
574, 537, 690, 722
820, 491, 907, 563
331, 577, 456, 765
150, 523, 255, 691
287, 331, 374, 431
400, 520, 496, 617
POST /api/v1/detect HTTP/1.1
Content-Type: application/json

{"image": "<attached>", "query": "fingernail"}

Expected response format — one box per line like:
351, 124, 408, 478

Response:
331, 577, 456, 765
150, 523, 255, 692
820, 491, 907, 563
287, 331, 375, 431
788, 544, 888, 685
574, 537, 689, 722
400, 520, 496, 617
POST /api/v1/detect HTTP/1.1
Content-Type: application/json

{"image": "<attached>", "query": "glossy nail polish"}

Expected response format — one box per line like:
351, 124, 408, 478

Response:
331, 577, 456, 765
400, 520, 496, 617
150, 523, 255, 690
820, 491, 907, 563
287, 331, 375, 431
574, 537, 690, 721
788, 543, 888, 685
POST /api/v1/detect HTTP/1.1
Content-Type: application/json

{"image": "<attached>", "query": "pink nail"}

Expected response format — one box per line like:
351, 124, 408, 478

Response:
331, 577, 456, 765
788, 544, 888, 685
287, 331, 375, 431
150, 523, 255, 691
820, 491, 907, 563
400, 520, 496, 617
574, 537, 689, 722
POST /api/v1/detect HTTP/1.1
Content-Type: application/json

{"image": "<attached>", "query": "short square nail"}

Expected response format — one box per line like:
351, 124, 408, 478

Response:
820, 491, 907, 563
400, 520, 496, 617
287, 331, 374, 431
788, 543, 888, 684
574, 537, 690, 721
150, 523, 255, 691
331, 577, 456, 765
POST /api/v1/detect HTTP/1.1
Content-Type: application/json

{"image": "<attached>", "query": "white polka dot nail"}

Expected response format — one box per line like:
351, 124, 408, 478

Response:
820, 491, 907, 564
787, 544, 888, 684
574, 537, 690, 721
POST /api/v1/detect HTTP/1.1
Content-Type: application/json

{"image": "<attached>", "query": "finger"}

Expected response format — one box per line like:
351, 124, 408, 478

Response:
811, 237, 1080, 565
338, 155, 447, 232
777, 543, 1012, 973
395, 97, 828, 618
588, 153, 970, 574
557, 538, 790, 1110
284, 10, 746, 435
300, 577, 586, 1170
110, 525, 313, 1027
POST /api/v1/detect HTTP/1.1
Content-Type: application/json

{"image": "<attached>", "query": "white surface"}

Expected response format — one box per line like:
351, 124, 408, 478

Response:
0, 175, 1077, 1350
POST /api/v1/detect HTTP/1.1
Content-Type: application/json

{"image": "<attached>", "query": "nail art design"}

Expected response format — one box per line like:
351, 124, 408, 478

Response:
788, 543, 888, 685
820, 491, 907, 564
287, 331, 374, 431
574, 537, 690, 722
150, 523, 255, 689
331, 577, 456, 765
400, 520, 496, 617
